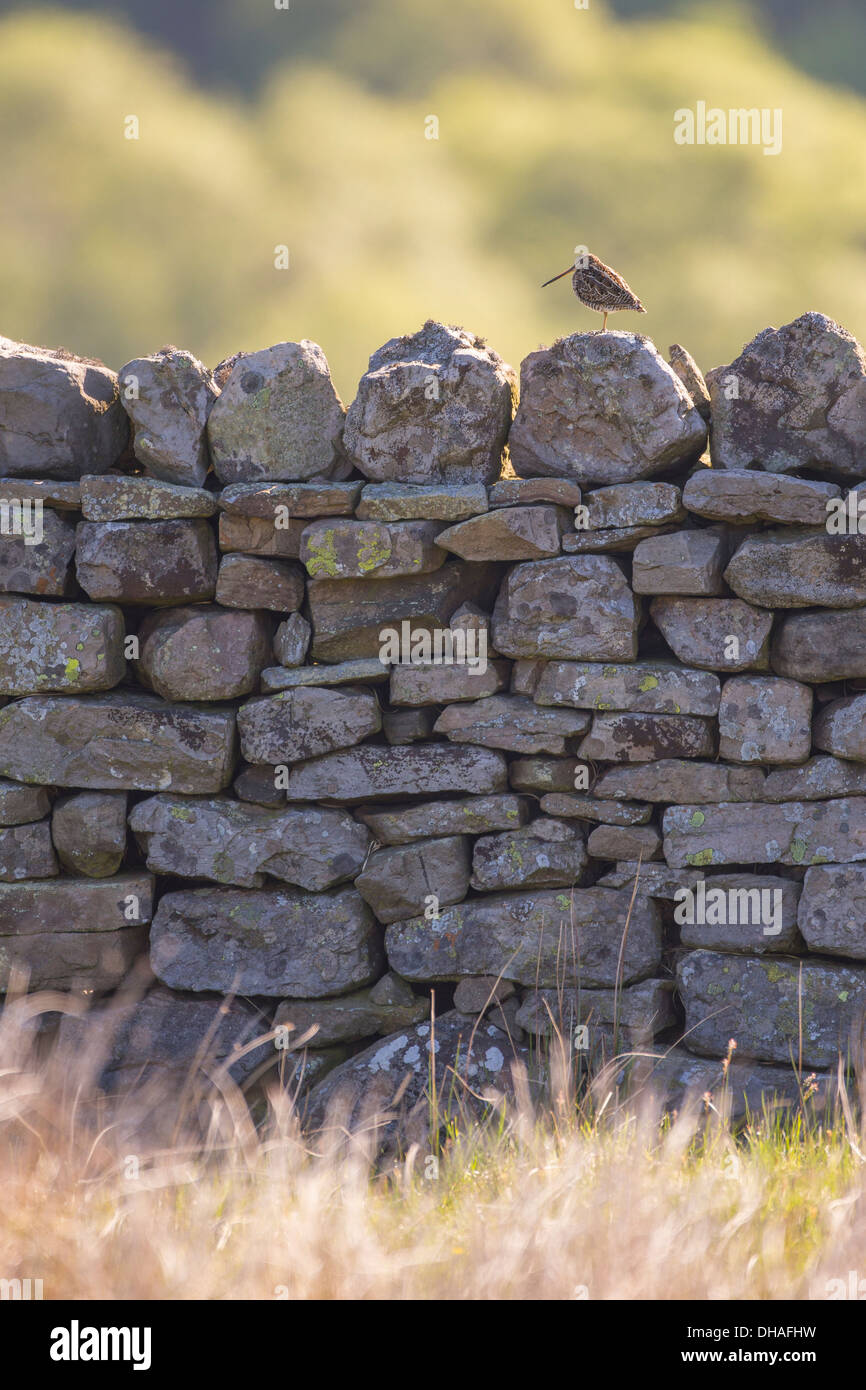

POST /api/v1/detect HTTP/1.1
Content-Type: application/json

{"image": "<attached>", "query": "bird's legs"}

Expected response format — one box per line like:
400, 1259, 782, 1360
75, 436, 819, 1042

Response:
602, 311, 608, 332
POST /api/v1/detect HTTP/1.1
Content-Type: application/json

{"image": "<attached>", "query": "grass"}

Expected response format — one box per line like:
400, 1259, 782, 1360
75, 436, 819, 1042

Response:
2, 980, 866, 1301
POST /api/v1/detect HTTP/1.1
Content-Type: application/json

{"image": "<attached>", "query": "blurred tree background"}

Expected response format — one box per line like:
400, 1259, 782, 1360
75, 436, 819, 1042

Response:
1, 0, 865, 400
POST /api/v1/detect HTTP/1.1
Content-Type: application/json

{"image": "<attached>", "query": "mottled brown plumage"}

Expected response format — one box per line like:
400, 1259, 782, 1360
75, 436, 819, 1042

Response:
542, 251, 646, 332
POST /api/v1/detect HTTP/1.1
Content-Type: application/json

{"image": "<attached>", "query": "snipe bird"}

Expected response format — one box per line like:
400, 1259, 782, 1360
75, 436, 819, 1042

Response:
542, 251, 646, 332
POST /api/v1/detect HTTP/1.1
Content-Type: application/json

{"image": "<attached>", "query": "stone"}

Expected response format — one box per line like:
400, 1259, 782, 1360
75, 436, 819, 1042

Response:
0, 596, 125, 696
129, 795, 370, 891
488, 478, 582, 508
586, 824, 662, 861
273, 613, 311, 667
470, 819, 588, 891
0, 478, 81, 510
772, 608, 866, 682
814, 694, 866, 761
355, 836, 471, 923
117, 347, 217, 485
385, 888, 662, 988
237, 686, 381, 765
218, 512, 306, 558
677, 874, 802, 953
208, 340, 346, 483
215, 554, 304, 612
283, 745, 508, 803
508, 331, 706, 487
0, 822, 58, 880
233, 763, 285, 808
343, 321, 515, 486
390, 661, 510, 706
491, 556, 639, 661
510, 660, 547, 697
539, 794, 652, 825
663, 798, 866, 868
533, 659, 720, 716
682, 469, 839, 524
578, 713, 716, 762
583, 483, 685, 529
564, 524, 680, 554
595, 862, 701, 899
218, 481, 361, 519
303, 1011, 533, 1144
593, 760, 765, 804
632, 529, 728, 596
762, 756, 866, 803
508, 757, 581, 795
650, 597, 773, 672
382, 708, 438, 745
275, 977, 427, 1048
636, 1045, 832, 1121
0, 336, 128, 479
354, 795, 529, 844
798, 864, 866, 960
80, 473, 217, 521
0, 779, 50, 827
136, 604, 271, 702
434, 694, 589, 754
718, 675, 812, 764
52, 792, 126, 877
677, 948, 866, 1068
308, 560, 501, 662
150, 886, 383, 997
0, 693, 236, 793
435, 506, 567, 561
452, 977, 516, 1014
516, 978, 676, 1039
261, 659, 388, 692
0, 874, 152, 990
0, 508, 76, 597
75, 519, 217, 605
724, 530, 866, 608
356, 483, 488, 522
300, 518, 446, 580
668, 343, 711, 419
706, 312, 866, 479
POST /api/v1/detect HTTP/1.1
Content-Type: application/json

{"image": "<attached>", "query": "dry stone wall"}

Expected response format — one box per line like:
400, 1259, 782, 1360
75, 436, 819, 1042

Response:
2, 312, 866, 1130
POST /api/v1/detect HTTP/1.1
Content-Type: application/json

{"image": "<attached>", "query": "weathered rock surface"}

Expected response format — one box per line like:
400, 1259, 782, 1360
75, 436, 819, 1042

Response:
488, 478, 582, 508
453, 976, 515, 1014
136, 604, 271, 702
217, 481, 361, 519
632, 529, 728, 596
564, 523, 679, 554
283, 745, 508, 802
762, 756, 866, 803
517, 978, 676, 1039
813, 694, 866, 761
586, 824, 662, 861
706, 313, 866, 479
0, 779, 50, 827
724, 530, 866, 608
275, 974, 427, 1047
238, 686, 381, 765
356, 483, 488, 522
261, 658, 388, 692
308, 560, 501, 662
677, 875, 802, 953
385, 888, 662, 987
300, 519, 446, 580
636, 1045, 831, 1120
75, 519, 218, 605
0, 822, 58, 880
508, 757, 582, 795
103, 985, 274, 1089
593, 760, 765, 804
52, 792, 126, 877
0, 509, 77, 597
273, 613, 311, 667
117, 348, 217, 486
0, 337, 128, 479
0, 596, 125, 695
150, 886, 383, 997
578, 713, 716, 762
491, 556, 639, 661
584, 482, 685, 529
215, 554, 305, 612
129, 795, 370, 890
470, 819, 588, 891
382, 708, 438, 745
772, 608, 866, 682
663, 798, 866, 868
682, 469, 839, 524
217, 512, 306, 558
677, 948, 866, 1067
208, 340, 346, 483
0, 693, 236, 793
718, 675, 812, 764
434, 694, 590, 754
343, 321, 515, 485
354, 795, 529, 844
435, 506, 567, 561
797, 864, 866, 960
508, 332, 706, 487
668, 343, 711, 418
650, 596, 773, 671
355, 836, 471, 923
389, 661, 509, 706
80, 473, 217, 520
539, 793, 652, 825
0, 873, 152, 989
534, 659, 720, 716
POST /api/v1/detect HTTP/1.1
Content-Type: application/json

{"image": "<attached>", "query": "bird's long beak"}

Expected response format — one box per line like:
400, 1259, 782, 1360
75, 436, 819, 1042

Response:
541, 266, 574, 287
